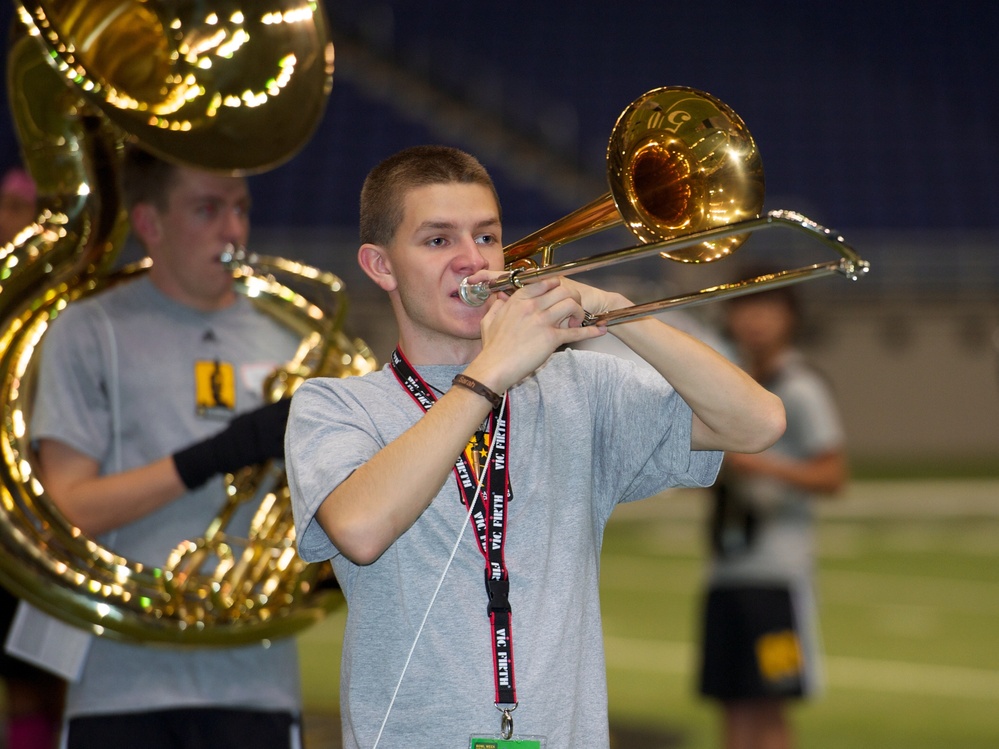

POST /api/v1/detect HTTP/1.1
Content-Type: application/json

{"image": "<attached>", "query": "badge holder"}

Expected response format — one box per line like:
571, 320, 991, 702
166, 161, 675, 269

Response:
469, 736, 545, 749
470, 706, 545, 748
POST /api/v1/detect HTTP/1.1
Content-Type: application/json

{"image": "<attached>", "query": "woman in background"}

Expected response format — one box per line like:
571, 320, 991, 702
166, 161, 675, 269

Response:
698, 282, 848, 749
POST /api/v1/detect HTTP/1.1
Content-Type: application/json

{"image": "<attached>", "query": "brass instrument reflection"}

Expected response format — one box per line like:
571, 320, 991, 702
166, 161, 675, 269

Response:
0, 0, 374, 645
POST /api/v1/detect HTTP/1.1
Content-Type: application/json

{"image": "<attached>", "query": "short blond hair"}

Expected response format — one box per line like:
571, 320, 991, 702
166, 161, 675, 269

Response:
359, 145, 500, 246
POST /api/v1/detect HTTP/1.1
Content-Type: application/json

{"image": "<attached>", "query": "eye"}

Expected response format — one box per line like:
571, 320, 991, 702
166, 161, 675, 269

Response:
426, 236, 448, 248
475, 233, 498, 246
195, 201, 220, 220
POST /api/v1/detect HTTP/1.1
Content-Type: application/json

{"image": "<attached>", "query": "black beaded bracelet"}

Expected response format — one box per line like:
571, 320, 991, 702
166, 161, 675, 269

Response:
452, 374, 503, 409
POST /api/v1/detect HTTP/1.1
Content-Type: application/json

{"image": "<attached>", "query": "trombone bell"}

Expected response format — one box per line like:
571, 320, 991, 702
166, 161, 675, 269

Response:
609, 88, 764, 262
500, 87, 764, 268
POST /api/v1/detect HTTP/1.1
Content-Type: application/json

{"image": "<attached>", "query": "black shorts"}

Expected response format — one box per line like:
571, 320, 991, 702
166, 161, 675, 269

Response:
698, 584, 806, 701
67, 707, 300, 749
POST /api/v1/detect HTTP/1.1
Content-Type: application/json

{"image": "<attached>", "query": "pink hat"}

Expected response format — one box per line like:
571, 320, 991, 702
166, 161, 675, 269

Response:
1, 168, 36, 203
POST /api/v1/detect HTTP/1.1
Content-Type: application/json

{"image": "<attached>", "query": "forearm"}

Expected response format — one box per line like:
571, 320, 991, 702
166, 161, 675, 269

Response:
39, 400, 289, 536
38, 441, 187, 536
315, 385, 493, 565
610, 316, 785, 452
730, 450, 848, 495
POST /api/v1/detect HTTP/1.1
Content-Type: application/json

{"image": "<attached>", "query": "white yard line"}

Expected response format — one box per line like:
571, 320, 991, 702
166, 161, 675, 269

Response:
612, 480, 999, 522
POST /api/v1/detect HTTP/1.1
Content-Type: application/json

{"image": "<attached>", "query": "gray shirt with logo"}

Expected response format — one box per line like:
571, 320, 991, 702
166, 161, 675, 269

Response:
32, 275, 302, 719
288, 348, 722, 748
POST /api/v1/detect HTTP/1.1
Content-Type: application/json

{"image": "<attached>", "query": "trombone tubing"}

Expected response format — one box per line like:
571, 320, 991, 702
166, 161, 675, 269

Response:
458, 210, 870, 326
584, 260, 859, 327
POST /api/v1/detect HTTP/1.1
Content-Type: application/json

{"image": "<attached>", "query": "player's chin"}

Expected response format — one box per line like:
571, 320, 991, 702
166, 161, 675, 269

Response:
446, 312, 485, 339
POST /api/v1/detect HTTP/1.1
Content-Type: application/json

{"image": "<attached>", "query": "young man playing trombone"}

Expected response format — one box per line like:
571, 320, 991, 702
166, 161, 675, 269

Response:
287, 145, 785, 748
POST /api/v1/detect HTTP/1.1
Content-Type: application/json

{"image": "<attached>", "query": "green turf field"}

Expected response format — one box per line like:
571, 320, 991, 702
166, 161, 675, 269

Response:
298, 479, 999, 748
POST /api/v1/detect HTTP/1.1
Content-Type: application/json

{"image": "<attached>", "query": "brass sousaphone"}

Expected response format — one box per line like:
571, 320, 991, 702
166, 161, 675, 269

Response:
0, 0, 374, 644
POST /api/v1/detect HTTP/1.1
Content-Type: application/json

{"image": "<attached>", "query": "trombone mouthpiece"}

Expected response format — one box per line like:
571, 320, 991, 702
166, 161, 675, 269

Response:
458, 278, 490, 307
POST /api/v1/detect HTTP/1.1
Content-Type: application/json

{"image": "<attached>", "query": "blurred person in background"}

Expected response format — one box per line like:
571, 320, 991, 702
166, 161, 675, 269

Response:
30, 148, 303, 749
0, 166, 36, 244
0, 164, 66, 749
697, 280, 848, 749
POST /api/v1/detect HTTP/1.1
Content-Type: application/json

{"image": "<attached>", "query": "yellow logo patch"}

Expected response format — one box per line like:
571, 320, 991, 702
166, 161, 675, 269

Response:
465, 430, 491, 480
194, 360, 236, 415
756, 629, 802, 683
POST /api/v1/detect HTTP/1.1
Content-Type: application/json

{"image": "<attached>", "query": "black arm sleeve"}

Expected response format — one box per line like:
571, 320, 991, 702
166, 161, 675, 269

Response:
172, 398, 292, 490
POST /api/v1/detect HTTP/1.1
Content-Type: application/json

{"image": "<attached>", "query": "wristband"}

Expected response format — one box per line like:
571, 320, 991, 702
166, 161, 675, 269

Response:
452, 374, 503, 409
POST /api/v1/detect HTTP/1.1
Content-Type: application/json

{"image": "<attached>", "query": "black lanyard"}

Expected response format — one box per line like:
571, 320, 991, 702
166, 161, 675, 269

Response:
389, 348, 518, 709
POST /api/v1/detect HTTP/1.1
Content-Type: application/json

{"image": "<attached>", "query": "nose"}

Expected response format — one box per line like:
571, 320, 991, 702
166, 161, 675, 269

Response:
221, 205, 249, 244
452, 236, 490, 275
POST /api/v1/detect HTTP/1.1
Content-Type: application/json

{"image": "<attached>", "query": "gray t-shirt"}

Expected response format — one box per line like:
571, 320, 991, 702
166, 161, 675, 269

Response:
710, 350, 844, 585
288, 348, 721, 748
32, 276, 303, 718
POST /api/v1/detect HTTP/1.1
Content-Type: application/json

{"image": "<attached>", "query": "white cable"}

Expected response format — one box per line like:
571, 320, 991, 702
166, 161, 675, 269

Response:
95, 302, 123, 473
96, 303, 121, 553
371, 392, 507, 749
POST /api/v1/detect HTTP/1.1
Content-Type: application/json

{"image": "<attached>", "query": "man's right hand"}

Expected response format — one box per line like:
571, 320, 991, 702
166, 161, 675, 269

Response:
467, 276, 606, 393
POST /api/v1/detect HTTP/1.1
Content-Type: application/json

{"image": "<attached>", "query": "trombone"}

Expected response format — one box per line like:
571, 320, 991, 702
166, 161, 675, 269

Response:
458, 87, 869, 326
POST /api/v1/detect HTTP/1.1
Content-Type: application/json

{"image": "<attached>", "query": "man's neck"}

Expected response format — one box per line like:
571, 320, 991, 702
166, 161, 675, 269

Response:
148, 272, 236, 313
396, 334, 482, 367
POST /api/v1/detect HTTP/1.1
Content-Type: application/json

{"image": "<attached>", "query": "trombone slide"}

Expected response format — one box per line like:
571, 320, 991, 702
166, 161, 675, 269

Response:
458, 210, 869, 326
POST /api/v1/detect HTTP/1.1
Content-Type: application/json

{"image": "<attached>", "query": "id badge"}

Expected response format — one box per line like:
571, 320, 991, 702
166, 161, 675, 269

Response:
469, 737, 545, 749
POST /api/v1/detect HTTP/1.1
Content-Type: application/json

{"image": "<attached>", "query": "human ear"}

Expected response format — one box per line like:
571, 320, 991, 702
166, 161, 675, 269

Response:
357, 243, 397, 292
130, 203, 161, 249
